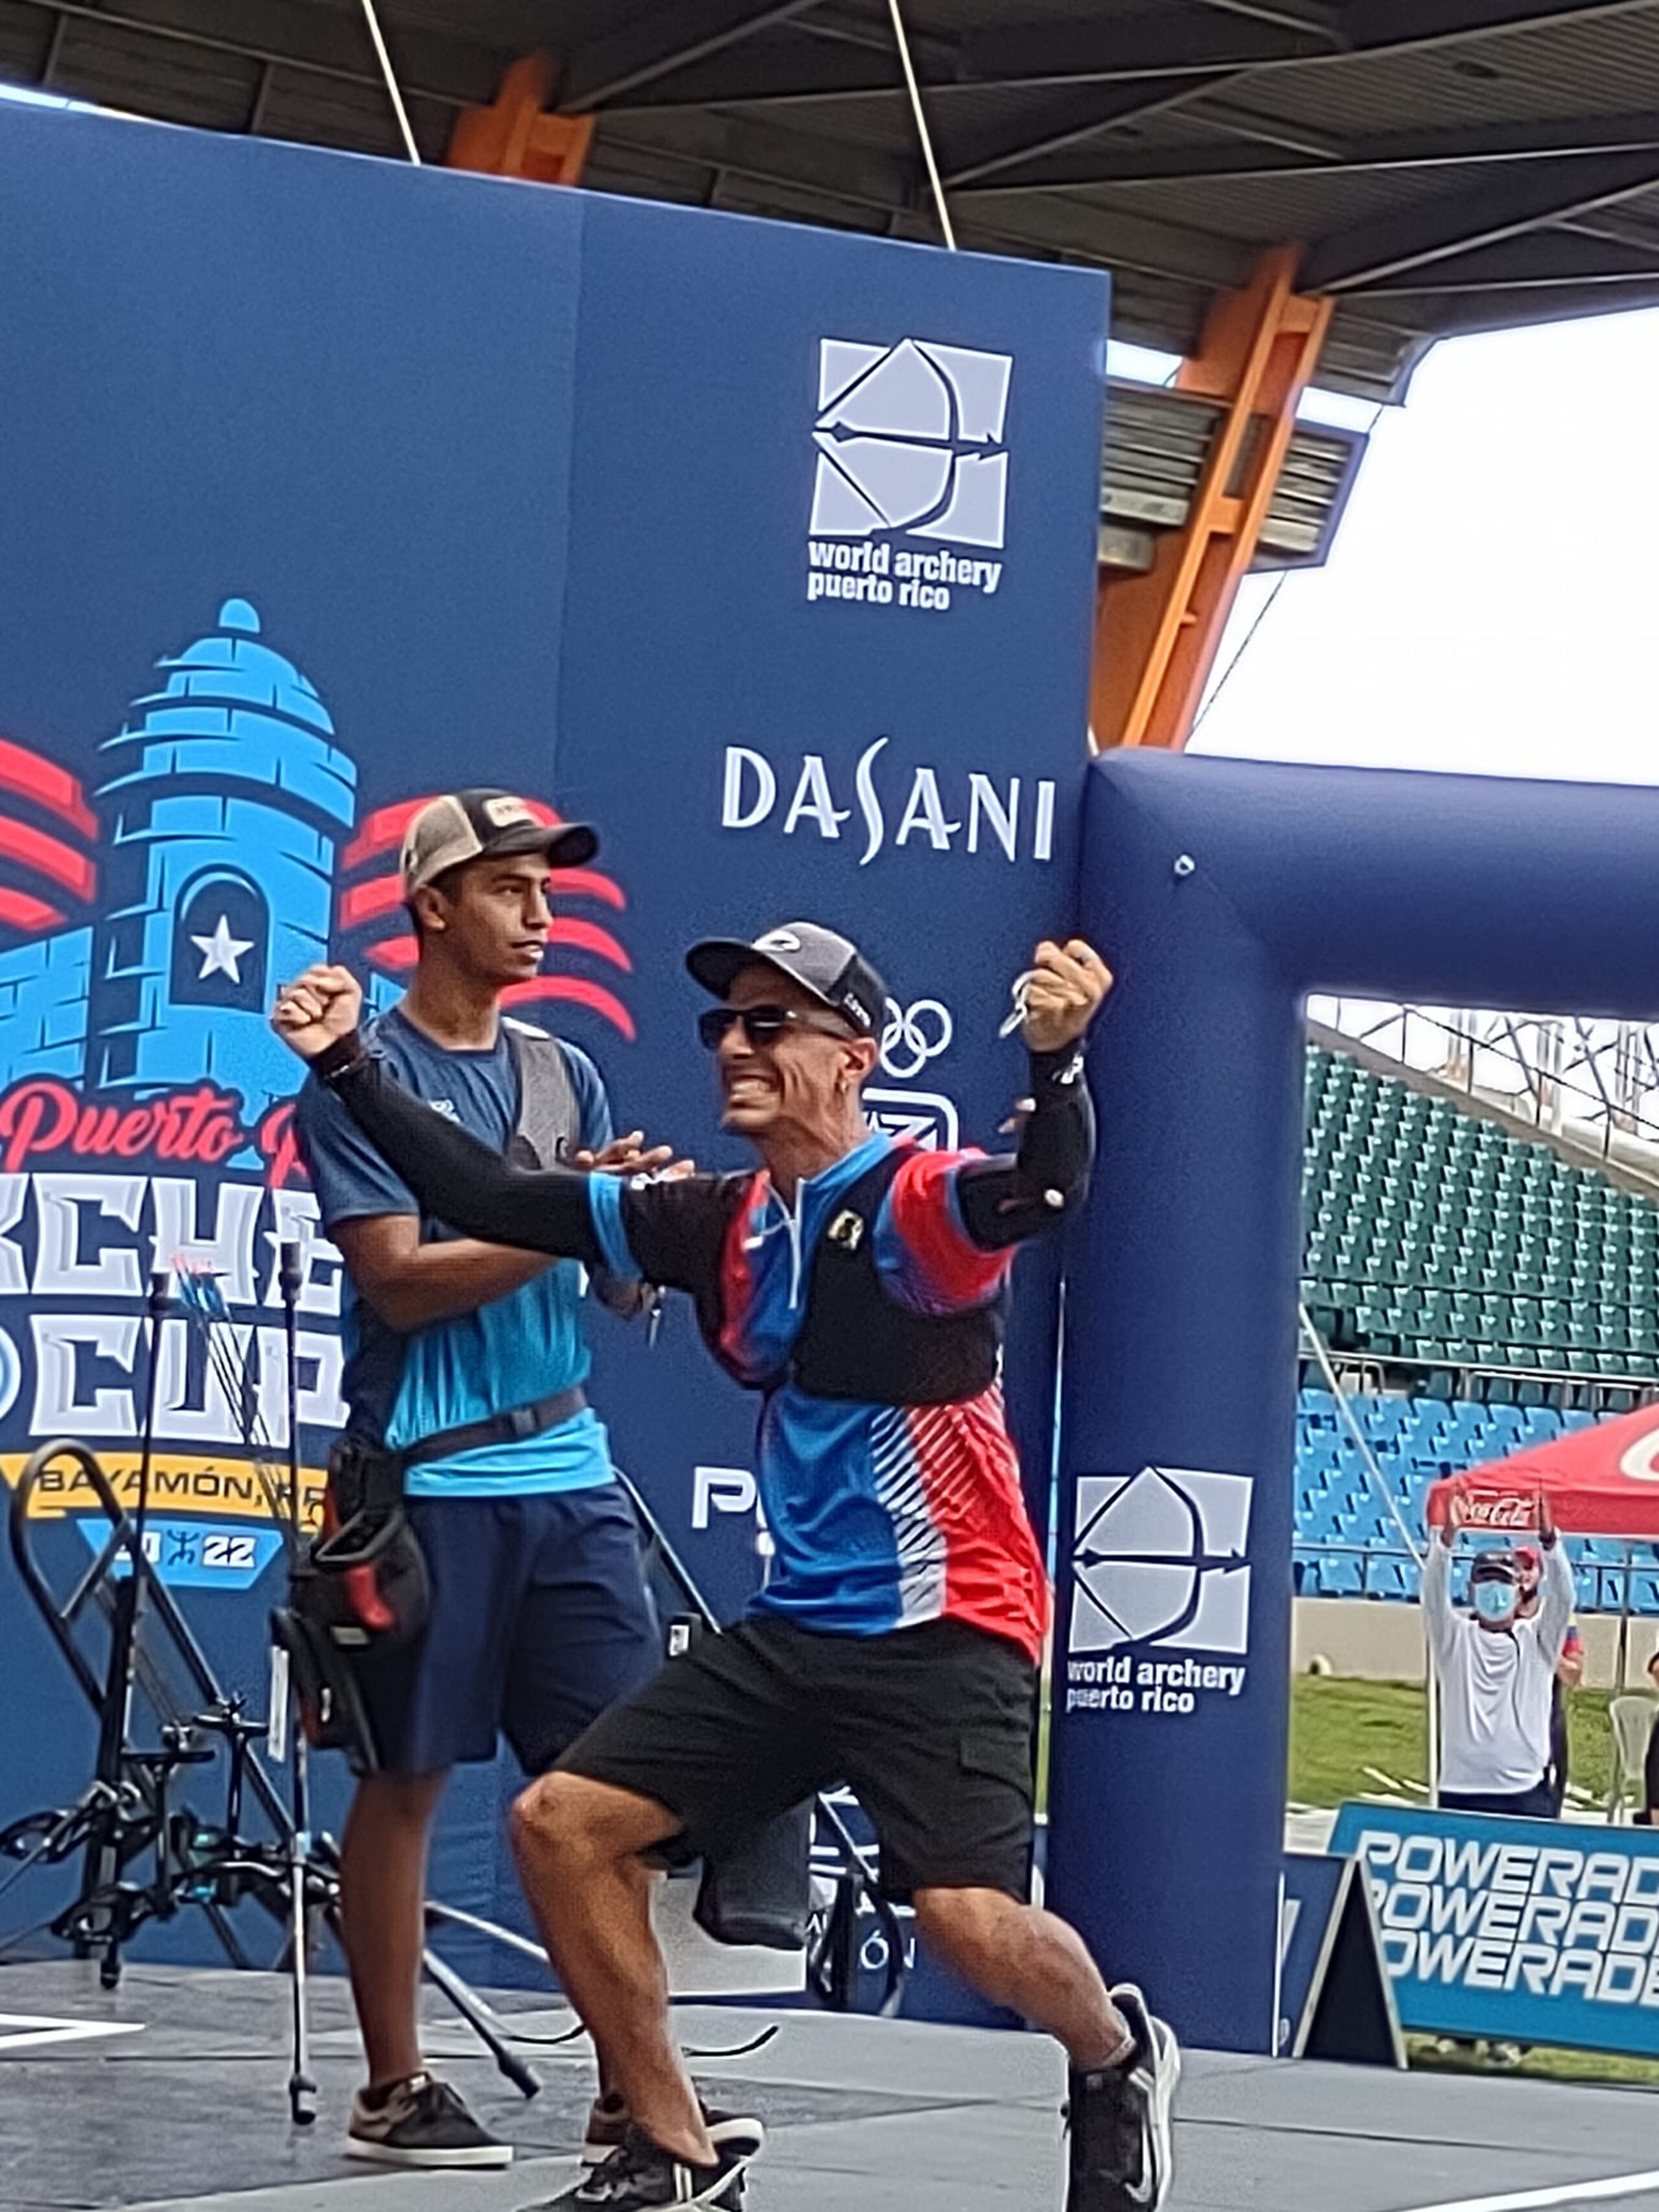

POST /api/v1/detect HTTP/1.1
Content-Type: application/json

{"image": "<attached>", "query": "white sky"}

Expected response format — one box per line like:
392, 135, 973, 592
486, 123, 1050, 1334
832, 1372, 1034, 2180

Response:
1177, 306, 1659, 785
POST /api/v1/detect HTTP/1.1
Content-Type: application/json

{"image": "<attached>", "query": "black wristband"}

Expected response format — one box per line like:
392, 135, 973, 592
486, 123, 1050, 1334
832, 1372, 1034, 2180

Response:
312, 1032, 368, 1087
1028, 1043, 1085, 1089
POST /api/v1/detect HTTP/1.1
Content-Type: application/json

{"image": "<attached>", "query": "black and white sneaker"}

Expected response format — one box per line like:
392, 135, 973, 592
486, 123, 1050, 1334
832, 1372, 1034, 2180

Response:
1065, 1985, 1179, 2212
585, 2097, 744, 2173
539, 2116, 764, 2208
347, 2070, 512, 2169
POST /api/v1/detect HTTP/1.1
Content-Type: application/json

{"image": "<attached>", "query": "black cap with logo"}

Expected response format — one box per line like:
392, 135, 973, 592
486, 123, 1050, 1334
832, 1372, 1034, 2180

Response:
1469, 1550, 1520, 1587
686, 922, 888, 1038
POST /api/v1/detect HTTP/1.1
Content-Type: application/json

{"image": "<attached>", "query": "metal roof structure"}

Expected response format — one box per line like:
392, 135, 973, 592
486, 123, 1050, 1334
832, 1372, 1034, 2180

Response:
5, 2, 1659, 403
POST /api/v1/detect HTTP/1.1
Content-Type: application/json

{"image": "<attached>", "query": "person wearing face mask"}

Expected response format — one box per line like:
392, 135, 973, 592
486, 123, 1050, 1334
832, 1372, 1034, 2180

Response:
1424, 1485, 1574, 1818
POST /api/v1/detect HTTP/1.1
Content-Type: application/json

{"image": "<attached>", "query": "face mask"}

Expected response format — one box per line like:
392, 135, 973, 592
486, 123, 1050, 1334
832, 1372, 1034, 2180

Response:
1473, 1579, 1518, 1625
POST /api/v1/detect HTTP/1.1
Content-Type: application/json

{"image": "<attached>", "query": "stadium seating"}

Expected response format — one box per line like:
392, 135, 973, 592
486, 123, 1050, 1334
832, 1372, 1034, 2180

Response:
1292, 1385, 1659, 1611
1304, 1044, 1659, 1392
1294, 1043, 1659, 1609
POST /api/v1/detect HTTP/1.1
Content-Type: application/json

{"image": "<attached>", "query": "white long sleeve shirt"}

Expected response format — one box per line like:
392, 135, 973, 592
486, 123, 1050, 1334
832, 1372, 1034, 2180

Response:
1422, 1539, 1575, 1796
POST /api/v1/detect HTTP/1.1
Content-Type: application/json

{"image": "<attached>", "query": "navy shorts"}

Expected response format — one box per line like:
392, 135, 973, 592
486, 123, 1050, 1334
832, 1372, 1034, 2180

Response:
353, 1484, 661, 1778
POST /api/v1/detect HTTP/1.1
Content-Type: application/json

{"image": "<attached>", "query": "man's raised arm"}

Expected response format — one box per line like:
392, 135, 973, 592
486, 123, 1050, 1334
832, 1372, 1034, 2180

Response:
274, 964, 607, 1269
958, 938, 1104, 1250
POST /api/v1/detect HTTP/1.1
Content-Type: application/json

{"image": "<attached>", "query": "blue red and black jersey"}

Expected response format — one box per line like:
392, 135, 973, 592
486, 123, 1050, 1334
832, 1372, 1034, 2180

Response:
588, 1132, 1050, 1659
318, 1038, 1094, 1660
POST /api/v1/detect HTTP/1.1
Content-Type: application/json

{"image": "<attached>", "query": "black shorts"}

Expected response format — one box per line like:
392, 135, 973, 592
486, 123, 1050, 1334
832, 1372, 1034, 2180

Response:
557, 1613, 1038, 1900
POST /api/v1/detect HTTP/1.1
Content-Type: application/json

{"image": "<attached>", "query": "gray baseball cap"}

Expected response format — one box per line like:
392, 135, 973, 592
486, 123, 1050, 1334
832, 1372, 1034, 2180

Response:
400, 789, 598, 896
686, 922, 888, 1038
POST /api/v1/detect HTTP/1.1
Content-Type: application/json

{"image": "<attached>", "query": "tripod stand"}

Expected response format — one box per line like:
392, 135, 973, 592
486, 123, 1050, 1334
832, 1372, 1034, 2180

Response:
1, 1259, 542, 2119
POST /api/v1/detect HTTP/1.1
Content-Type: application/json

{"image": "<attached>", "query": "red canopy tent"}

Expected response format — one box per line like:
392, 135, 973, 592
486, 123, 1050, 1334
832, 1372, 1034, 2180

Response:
1426, 1403, 1659, 1537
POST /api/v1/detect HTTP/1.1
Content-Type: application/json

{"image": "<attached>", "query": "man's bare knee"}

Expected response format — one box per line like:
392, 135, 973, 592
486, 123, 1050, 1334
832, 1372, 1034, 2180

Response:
511, 1773, 677, 1873
511, 1773, 599, 1870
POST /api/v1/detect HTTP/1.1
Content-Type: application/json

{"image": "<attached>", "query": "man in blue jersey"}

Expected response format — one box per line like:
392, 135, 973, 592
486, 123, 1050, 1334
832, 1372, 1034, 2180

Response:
295, 791, 665, 2172
276, 922, 1178, 2212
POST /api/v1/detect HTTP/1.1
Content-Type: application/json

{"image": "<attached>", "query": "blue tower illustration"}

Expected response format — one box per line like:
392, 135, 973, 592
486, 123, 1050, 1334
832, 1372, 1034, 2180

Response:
84, 600, 357, 1117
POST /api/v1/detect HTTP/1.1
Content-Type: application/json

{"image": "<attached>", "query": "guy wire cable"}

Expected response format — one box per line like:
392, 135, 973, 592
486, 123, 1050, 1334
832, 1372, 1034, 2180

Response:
887, 0, 955, 250
361, 0, 421, 165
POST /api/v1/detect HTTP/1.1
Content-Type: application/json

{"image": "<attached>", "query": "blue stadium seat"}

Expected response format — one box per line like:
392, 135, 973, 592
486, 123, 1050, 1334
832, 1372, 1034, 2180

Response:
1292, 1387, 1659, 1614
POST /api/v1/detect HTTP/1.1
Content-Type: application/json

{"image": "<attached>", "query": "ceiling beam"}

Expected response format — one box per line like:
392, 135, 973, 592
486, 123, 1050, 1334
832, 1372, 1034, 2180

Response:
1335, 0, 1659, 54
948, 193, 1254, 286
940, 76, 1235, 188
1417, 274, 1659, 332
601, 107, 914, 211
1349, 226, 1659, 290
599, 10, 1321, 112
562, 0, 828, 111
1195, 0, 1342, 27
1300, 145, 1659, 288
0, 0, 483, 113
953, 108, 1659, 194
966, 0, 1659, 82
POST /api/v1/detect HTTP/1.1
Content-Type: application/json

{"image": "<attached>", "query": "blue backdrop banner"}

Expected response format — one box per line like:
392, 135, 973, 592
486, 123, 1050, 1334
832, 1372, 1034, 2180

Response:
0, 100, 1107, 1986
1330, 1802, 1659, 2057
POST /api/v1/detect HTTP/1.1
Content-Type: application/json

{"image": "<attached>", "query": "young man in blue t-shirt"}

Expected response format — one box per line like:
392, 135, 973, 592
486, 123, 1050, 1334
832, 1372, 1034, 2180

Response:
296, 790, 665, 2171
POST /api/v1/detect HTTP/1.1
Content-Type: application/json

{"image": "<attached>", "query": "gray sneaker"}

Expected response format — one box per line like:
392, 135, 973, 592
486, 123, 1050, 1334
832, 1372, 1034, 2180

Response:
347, 2071, 512, 2169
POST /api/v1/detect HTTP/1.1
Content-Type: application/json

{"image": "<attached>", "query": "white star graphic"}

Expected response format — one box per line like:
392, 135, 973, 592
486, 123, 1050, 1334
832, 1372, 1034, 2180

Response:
191, 913, 256, 984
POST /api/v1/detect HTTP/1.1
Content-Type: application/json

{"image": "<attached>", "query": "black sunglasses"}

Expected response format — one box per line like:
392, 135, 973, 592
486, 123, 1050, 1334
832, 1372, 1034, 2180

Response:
696, 1004, 855, 1051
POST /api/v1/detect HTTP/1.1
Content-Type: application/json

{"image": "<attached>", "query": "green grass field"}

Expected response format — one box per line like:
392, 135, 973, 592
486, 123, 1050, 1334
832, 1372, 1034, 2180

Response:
1288, 1674, 1619, 1810
1290, 1674, 1659, 2088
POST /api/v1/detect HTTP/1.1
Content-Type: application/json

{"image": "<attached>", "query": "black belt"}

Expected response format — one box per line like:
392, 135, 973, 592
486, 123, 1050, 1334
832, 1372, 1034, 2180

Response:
400, 1384, 588, 1470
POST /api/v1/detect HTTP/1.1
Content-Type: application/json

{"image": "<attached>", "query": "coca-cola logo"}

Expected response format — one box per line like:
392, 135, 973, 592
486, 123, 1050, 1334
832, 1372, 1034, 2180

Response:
1461, 1493, 1532, 1530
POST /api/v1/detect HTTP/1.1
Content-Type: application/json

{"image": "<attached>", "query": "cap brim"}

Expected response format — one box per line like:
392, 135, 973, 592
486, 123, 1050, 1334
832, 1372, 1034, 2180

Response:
686, 937, 835, 1010
485, 820, 599, 870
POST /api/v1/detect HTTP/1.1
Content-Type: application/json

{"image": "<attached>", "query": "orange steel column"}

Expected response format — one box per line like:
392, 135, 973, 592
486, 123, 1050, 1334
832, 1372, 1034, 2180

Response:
446, 52, 594, 185
1090, 248, 1332, 752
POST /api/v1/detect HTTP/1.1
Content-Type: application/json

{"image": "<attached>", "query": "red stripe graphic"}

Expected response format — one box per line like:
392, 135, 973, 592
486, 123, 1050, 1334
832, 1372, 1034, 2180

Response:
0, 887, 67, 933
550, 867, 625, 911
0, 738, 98, 841
0, 817, 97, 899
364, 935, 417, 970
337, 874, 403, 929
548, 918, 631, 970
341, 798, 434, 874
502, 977, 636, 1039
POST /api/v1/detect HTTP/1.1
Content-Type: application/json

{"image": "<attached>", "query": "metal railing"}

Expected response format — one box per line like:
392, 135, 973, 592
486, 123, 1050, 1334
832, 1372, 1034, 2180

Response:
1299, 1348, 1659, 1413
1310, 997, 1659, 1174
1294, 1537, 1659, 1612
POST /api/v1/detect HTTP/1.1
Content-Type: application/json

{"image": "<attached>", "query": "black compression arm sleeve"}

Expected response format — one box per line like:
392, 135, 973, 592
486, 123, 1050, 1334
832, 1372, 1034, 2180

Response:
319, 1040, 609, 1267
955, 1045, 1096, 1251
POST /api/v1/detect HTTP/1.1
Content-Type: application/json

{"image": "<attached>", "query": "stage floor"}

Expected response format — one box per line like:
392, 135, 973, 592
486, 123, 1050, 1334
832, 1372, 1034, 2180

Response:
4, 1961, 1659, 2212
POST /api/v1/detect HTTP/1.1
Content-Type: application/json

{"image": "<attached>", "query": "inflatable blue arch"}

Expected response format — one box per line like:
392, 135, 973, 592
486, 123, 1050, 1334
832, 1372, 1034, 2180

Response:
1046, 749, 1659, 2053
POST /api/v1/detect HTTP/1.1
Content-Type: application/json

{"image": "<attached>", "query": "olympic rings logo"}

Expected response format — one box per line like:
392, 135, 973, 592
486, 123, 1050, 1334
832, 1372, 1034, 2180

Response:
879, 997, 953, 1082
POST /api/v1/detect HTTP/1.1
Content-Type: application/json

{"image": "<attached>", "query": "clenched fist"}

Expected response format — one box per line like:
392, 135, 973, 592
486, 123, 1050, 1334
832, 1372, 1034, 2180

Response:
272, 964, 364, 1061
1021, 939, 1113, 1054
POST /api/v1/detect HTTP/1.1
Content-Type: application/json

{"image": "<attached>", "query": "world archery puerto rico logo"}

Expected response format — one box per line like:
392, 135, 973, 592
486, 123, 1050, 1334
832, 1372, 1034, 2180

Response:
1069, 1466, 1253, 1657
806, 337, 1012, 616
